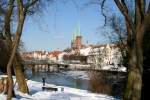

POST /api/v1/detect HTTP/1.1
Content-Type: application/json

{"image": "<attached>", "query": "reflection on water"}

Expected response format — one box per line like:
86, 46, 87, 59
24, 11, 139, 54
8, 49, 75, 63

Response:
27, 71, 89, 90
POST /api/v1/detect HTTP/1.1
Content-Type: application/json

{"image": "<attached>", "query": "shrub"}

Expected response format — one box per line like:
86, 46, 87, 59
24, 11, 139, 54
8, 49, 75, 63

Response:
88, 71, 112, 95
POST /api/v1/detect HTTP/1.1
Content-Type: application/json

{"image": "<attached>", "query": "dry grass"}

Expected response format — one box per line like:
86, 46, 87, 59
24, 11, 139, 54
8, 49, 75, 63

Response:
88, 71, 112, 95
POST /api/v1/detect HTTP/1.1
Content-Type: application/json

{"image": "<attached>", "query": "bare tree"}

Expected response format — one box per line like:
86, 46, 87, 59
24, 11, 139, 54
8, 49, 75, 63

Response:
0, 0, 54, 99
98, 0, 150, 100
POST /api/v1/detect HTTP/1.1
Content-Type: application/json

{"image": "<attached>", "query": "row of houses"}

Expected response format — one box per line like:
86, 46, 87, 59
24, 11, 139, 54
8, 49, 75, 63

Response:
21, 44, 124, 67
21, 50, 62, 61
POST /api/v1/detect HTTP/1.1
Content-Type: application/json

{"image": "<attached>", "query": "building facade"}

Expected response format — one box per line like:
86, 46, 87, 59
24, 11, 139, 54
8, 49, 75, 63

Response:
87, 44, 125, 71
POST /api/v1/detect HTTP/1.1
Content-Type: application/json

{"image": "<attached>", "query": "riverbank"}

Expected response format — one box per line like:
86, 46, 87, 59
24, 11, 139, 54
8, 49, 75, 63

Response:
0, 76, 115, 100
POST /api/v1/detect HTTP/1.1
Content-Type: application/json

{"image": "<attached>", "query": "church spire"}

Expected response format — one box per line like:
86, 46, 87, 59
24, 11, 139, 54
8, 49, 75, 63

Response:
75, 22, 81, 37
77, 23, 81, 36
71, 22, 81, 42
72, 32, 76, 42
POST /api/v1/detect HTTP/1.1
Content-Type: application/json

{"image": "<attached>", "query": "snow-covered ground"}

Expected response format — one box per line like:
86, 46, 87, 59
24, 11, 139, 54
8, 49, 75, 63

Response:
61, 71, 89, 80
97, 65, 126, 72
0, 75, 115, 100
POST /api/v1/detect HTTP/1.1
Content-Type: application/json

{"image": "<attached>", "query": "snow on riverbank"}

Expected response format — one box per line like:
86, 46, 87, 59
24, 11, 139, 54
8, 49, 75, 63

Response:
61, 71, 89, 80
0, 76, 115, 100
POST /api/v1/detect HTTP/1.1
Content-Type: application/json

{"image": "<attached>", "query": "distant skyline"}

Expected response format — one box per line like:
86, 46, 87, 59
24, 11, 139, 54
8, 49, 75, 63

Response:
22, 0, 118, 51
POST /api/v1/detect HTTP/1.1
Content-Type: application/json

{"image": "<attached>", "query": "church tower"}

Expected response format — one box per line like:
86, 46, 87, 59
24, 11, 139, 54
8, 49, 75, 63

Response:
71, 24, 82, 50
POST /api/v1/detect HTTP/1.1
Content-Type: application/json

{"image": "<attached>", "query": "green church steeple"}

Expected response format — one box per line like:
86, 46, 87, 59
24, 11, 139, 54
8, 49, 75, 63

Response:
77, 23, 81, 36
75, 22, 81, 37
71, 23, 81, 42
72, 32, 76, 42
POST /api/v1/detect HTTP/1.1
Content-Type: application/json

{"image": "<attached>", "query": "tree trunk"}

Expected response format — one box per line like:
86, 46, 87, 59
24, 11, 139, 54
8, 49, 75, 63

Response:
123, 30, 143, 100
123, 20, 143, 100
124, 66, 142, 100
13, 54, 29, 93
7, 62, 14, 100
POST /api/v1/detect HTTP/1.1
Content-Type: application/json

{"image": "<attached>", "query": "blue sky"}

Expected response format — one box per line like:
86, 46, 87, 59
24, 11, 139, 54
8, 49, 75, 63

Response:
21, 0, 118, 51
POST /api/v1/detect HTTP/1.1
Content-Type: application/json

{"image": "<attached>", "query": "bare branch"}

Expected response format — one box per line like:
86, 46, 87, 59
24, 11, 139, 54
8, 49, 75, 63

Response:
114, 0, 135, 35
101, 0, 107, 26
4, 0, 15, 44
138, 0, 145, 19
24, 0, 39, 13
121, 0, 128, 12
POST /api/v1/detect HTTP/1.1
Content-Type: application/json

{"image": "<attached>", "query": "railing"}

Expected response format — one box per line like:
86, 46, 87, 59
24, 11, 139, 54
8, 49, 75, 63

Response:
22, 59, 69, 65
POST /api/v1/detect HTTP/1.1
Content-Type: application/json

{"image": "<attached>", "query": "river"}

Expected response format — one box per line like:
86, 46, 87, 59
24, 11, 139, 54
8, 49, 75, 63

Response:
25, 69, 126, 99
26, 70, 90, 90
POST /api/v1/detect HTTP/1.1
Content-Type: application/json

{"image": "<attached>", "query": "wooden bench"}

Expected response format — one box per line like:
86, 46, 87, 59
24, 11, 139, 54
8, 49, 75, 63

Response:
42, 86, 58, 91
